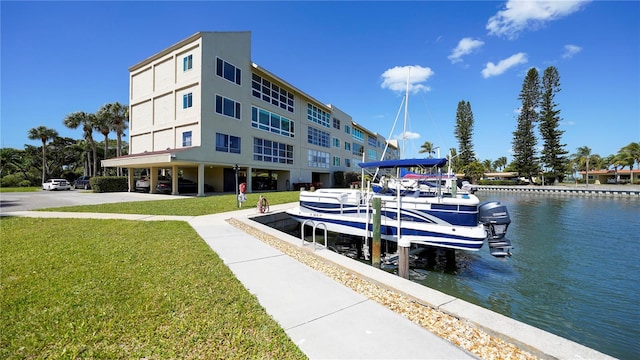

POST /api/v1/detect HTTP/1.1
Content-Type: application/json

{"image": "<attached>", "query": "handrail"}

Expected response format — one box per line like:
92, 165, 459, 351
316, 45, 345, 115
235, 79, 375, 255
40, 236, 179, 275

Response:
300, 219, 328, 251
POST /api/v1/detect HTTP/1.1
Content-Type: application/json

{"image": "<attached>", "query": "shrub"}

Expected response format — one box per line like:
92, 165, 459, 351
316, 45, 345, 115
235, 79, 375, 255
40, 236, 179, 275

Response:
91, 176, 128, 193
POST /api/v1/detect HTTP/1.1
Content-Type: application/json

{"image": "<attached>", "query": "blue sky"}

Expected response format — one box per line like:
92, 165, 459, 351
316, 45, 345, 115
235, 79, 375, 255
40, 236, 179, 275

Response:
1, 1, 638, 163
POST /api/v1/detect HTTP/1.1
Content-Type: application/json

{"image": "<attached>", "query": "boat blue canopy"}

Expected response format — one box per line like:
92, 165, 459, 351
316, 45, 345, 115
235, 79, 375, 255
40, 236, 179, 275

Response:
358, 158, 448, 169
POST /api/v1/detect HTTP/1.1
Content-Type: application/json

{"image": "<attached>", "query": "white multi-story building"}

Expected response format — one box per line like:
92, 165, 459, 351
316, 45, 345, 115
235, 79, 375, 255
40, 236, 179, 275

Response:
103, 31, 397, 195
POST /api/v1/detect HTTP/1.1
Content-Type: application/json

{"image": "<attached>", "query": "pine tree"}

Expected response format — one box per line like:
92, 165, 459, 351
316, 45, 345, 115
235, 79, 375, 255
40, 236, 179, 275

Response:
512, 68, 540, 183
539, 66, 569, 184
454, 100, 476, 168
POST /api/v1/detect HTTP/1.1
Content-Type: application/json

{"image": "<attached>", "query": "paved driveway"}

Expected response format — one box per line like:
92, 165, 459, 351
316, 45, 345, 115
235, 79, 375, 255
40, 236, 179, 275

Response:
0, 190, 186, 213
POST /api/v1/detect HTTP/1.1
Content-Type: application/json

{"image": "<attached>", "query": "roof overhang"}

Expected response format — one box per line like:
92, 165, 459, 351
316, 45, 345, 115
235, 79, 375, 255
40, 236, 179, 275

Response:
101, 148, 203, 169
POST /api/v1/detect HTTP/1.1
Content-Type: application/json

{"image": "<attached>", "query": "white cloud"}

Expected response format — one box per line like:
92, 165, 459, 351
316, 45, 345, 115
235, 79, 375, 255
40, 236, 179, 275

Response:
562, 44, 582, 59
482, 53, 528, 78
394, 131, 421, 141
486, 0, 590, 39
448, 37, 485, 63
381, 65, 434, 94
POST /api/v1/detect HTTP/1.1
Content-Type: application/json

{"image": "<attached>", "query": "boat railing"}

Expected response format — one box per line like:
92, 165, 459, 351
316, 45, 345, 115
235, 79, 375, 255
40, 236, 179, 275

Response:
300, 219, 328, 251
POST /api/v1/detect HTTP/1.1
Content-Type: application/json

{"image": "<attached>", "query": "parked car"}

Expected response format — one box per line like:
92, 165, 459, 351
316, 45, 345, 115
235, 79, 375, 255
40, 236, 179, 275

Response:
135, 176, 150, 192
73, 176, 92, 189
156, 178, 198, 194
42, 178, 71, 191
136, 176, 171, 192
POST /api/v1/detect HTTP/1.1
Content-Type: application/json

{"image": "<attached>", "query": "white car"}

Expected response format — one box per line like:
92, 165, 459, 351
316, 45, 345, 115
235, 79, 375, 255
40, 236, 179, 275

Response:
42, 178, 71, 191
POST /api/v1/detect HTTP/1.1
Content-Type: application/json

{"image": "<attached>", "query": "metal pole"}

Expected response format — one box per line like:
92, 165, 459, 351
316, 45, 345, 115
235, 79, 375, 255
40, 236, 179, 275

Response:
234, 164, 239, 208
372, 197, 381, 268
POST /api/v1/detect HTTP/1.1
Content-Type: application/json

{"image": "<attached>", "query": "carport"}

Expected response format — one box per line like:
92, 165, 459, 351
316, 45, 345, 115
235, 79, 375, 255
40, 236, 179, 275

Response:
101, 149, 265, 196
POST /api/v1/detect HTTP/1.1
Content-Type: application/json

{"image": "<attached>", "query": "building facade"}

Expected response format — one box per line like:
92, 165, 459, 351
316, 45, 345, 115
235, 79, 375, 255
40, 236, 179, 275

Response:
103, 32, 397, 195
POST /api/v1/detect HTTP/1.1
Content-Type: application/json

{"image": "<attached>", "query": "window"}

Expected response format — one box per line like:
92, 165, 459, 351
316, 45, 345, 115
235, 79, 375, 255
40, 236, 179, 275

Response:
307, 126, 330, 148
183, 93, 193, 109
332, 137, 340, 148
368, 135, 377, 147
307, 103, 330, 128
368, 149, 377, 160
352, 128, 364, 142
352, 143, 363, 156
345, 159, 351, 167
216, 57, 241, 85
251, 106, 295, 138
183, 55, 193, 71
216, 133, 241, 154
251, 73, 295, 112
333, 117, 341, 130
182, 131, 192, 147
345, 142, 351, 151
215, 95, 241, 119
253, 137, 293, 164
344, 125, 351, 135
308, 149, 329, 168
333, 156, 340, 166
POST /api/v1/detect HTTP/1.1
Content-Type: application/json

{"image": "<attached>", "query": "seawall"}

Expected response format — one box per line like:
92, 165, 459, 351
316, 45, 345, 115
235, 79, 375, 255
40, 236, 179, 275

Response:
476, 184, 640, 197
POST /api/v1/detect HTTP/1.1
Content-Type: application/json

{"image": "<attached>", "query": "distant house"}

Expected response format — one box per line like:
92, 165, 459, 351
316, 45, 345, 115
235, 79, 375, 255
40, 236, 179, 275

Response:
580, 169, 639, 184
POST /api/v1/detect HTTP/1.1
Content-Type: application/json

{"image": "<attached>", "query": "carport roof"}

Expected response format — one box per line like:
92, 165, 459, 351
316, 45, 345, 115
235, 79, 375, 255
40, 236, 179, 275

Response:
101, 147, 202, 169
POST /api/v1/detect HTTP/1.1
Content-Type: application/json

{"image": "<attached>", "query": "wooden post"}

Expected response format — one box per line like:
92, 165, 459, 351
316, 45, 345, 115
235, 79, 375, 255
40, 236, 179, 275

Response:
372, 197, 381, 268
398, 246, 409, 278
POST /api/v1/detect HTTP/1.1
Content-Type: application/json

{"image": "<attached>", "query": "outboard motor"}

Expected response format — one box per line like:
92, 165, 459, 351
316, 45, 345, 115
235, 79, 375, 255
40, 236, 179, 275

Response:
479, 201, 513, 257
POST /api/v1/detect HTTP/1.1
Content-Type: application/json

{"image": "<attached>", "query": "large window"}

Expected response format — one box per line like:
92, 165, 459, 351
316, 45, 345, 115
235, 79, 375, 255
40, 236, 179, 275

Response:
251, 74, 295, 113
308, 149, 329, 168
216, 57, 241, 85
352, 143, 363, 156
307, 103, 330, 128
251, 106, 294, 138
215, 95, 241, 119
307, 126, 330, 148
368, 149, 377, 160
182, 131, 192, 147
216, 133, 241, 154
183, 93, 193, 109
352, 128, 364, 142
183, 55, 192, 71
368, 135, 377, 147
253, 137, 293, 164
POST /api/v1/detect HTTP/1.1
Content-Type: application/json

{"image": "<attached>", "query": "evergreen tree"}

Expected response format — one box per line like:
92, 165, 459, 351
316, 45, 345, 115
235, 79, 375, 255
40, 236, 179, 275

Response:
454, 100, 476, 168
539, 66, 569, 184
512, 68, 540, 183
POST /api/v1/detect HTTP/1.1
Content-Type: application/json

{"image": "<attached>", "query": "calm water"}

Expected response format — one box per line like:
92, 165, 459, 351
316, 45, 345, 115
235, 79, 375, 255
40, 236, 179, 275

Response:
265, 193, 639, 358
415, 192, 640, 359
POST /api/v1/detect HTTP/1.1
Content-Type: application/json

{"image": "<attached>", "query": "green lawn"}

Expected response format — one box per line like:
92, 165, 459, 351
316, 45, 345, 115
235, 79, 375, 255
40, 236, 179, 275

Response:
1, 217, 306, 359
0, 186, 41, 192
41, 191, 300, 216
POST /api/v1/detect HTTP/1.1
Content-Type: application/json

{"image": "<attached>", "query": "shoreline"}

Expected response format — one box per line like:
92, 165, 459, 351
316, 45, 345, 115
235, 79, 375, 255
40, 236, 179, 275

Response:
476, 184, 640, 197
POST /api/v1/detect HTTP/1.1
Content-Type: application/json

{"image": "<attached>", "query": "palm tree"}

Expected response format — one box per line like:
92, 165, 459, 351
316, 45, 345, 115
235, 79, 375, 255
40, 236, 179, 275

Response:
99, 102, 129, 175
27, 126, 58, 184
618, 142, 640, 184
573, 146, 592, 186
497, 156, 508, 171
418, 141, 435, 158
94, 107, 114, 175
64, 111, 98, 176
